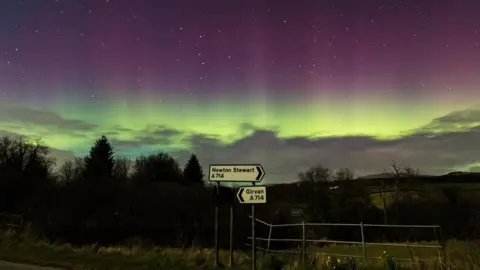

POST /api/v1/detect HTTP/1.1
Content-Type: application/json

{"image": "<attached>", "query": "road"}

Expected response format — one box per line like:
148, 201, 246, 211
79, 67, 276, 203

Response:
0, 261, 62, 270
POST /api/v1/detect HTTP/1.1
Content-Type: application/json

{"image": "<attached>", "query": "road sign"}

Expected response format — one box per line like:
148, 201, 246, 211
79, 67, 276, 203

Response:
237, 186, 267, 204
209, 164, 265, 182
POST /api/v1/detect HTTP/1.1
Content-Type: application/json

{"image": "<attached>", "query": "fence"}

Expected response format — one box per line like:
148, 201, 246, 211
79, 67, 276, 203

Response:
0, 212, 24, 229
246, 217, 443, 266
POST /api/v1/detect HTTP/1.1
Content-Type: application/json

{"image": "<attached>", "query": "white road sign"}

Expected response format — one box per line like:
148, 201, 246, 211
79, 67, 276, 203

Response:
237, 186, 267, 204
209, 164, 265, 182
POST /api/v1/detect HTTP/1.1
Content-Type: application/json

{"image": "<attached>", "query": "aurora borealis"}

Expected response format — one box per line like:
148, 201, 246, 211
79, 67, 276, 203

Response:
1, 0, 480, 183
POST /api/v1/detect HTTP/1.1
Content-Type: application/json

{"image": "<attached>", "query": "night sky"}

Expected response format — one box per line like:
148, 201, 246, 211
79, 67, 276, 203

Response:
1, 0, 480, 183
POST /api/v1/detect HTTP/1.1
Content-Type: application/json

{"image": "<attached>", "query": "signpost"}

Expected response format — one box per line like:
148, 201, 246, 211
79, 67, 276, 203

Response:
237, 184, 267, 270
237, 186, 267, 204
209, 164, 266, 270
209, 164, 265, 182
250, 183, 256, 270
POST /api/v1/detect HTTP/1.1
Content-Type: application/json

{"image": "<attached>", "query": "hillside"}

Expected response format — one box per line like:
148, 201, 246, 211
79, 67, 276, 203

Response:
262, 171, 480, 210
268, 171, 480, 189
354, 172, 480, 189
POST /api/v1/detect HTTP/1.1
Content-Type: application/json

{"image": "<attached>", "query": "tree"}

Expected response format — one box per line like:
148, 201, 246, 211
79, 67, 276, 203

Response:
0, 136, 54, 213
113, 157, 131, 184
0, 136, 56, 233
377, 178, 389, 224
297, 165, 333, 222
331, 172, 372, 223
298, 164, 332, 183
58, 158, 84, 182
131, 153, 183, 183
183, 154, 204, 184
334, 168, 354, 181
385, 161, 420, 223
83, 135, 115, 182
58, 160, 74, 182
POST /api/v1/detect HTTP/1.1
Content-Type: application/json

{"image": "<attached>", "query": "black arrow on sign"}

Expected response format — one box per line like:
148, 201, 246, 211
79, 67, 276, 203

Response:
255, 166, 264, 180
237, 188, 245, 203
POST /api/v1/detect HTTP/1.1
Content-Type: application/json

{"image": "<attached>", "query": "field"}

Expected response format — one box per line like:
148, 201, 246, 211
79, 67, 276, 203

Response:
1, 229, 480, 270
347, 175, 480, 209
1, 175, 480, 269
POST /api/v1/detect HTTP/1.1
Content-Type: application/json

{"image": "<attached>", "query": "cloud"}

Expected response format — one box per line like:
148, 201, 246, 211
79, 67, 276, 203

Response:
469, 166, 480, 173
110, 126, 184, 150
0, 100, 97, 132
0, 129, 25, 138
166, 108, 480, 184
416, 106, 480, 133
92, 107, 480, 184
4, 104, 477, 184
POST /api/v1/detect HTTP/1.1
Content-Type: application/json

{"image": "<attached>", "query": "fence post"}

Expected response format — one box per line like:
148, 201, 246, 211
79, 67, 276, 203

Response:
251, 182, 257, 270
266, 224, 273, 252
360, 222, 367, 263
433, 226, 445, 269
302, 221, 306, 268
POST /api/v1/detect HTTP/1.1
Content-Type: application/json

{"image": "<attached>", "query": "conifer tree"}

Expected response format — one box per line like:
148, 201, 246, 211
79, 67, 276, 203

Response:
83, 135, 115, 182
183, 153, 204, 184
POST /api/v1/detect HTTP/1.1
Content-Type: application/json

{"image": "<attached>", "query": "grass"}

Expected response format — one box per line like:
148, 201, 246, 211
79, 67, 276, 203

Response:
0, 228, 479, 269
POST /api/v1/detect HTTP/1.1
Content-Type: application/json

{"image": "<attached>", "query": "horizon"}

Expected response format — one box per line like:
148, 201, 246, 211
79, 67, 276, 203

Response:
1, 1, 480, 184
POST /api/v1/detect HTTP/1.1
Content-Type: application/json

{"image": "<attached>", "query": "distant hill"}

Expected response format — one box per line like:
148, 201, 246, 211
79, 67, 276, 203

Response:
265, 170, 480, 209
356, 172, 435, 180
355, 171, 480, 181
446, 171, 480, 176
267, 171, 480, 190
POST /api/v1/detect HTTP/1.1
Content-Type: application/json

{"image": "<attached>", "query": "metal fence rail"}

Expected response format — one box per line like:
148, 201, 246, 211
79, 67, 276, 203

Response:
246, 216, 443, 265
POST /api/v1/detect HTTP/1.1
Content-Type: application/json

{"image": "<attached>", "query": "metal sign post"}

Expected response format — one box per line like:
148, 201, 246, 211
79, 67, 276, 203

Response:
208, 164, 266, 270
214, 182, 220, 267
251, 182, 256, 270
229, 201, 234, 267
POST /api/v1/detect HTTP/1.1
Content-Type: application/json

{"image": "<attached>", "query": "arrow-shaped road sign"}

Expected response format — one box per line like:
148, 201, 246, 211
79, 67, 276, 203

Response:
237, 186, 267, 204
209, 164, 265, 182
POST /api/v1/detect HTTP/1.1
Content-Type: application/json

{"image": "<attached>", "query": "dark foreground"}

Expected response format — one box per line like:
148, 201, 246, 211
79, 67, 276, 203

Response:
0, 261, 61, 270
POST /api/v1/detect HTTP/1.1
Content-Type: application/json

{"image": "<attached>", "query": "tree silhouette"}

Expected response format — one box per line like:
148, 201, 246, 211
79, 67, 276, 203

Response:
334, 167, 354, 181
0, 133, 478, 249
131, 153, 183, 183
298, 164, 332, 183
113, 157, 131, 184
0, 137, 54, 212
58, 157, 84, 183
183, 153, 204, 185
83, 135, 115, 182
297, 164, 333, 222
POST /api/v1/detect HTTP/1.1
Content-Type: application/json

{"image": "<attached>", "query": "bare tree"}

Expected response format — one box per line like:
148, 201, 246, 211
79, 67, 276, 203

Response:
384, 161, 420, 223
58, 158, 86, 182
58, 160, 74, 182
131, 153, 183, 183
297, 164, 333, 222
403, 166, 419, 176
113, 157, 132, 183
401, 166, 419, 204
0, 136, 54, 214
334, 168, 354, 181
298, 164, 332, 183
378, 178, 389, 224
385, 161, 403, 224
